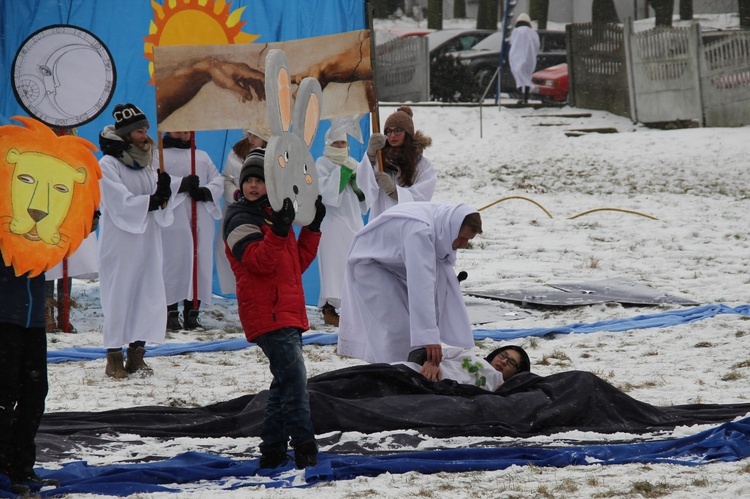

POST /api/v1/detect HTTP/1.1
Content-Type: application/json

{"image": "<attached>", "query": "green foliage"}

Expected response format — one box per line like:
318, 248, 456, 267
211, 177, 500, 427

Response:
430, 54, 482, 103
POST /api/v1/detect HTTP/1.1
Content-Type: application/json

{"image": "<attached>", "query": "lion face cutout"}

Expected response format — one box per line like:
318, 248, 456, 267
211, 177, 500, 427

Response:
263, 49, 323, 226
0, 116, 101, 277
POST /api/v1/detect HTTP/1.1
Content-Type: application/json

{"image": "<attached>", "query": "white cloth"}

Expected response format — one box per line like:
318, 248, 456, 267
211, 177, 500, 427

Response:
160, 148, 223, 306
509, 25, 540, 88
214, 150, 243, 295
355, 153, 436, 221
401, 347, 505, 392
98, 154, 177, 349
338, 202, 477, 363
46, 232, 99, 280
315, 155, 367, 308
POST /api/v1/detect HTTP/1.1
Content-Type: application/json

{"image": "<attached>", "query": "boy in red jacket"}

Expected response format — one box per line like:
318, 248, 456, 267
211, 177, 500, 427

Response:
223, 148, 325, 469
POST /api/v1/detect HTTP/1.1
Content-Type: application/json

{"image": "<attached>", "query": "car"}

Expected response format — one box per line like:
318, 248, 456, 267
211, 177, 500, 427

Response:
374, 28, 434, 46
531, 63, 569, 103
425, 28, 494, 58
448, 29, 567, 96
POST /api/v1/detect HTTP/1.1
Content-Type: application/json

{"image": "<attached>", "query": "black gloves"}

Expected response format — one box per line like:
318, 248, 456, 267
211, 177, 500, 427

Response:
91, 210, 101, 233
189, 187, 213, 202
148, 194, 164, 211
270, 198, 295, 237
179, 174, 199, 193
156, 171, 172, 199
306, 195, 326, 232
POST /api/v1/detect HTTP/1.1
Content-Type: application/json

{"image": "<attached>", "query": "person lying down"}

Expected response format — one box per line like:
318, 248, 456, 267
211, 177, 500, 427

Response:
404, 345, 531, 391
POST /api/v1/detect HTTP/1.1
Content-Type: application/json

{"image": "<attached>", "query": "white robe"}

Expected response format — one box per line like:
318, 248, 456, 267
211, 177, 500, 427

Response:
402, 347, 505, 392
214, 151, 243, 295
160, 148, 223, 306
356, 154, 436, 221
338, 202, 477, 363
46, 232, 98, 280
98, 154, 177, 349
509, 25, 540, 89
316, 155, 367, 308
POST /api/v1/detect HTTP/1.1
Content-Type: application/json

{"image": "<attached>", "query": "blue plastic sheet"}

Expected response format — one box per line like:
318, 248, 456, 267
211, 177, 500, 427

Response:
48, 304, 750, 364
7, 416, 750, 497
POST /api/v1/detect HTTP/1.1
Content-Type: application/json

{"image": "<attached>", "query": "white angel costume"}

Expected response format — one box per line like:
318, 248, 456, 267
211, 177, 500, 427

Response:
509, 23, 540, 90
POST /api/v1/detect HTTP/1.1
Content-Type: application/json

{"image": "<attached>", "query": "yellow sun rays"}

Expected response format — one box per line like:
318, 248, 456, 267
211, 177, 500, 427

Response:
144, 0, 260, 82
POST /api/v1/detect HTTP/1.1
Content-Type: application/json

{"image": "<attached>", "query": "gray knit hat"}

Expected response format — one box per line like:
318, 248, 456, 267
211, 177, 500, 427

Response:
240, 148, 266, 184
113, 103, 149, 137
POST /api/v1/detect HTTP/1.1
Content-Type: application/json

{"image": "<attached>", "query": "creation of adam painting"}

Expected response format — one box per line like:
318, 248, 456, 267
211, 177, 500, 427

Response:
153, 29, 374, 132
0, 117, 101, 277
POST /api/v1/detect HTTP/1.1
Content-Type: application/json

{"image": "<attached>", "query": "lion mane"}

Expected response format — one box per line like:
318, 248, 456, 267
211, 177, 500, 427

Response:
0, 116, 101, 277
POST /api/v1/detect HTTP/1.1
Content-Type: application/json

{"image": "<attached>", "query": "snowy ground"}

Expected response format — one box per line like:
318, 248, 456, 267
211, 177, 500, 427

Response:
39, 13, 750, 499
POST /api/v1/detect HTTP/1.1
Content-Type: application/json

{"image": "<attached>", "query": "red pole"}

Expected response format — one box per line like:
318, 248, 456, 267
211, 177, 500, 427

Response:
190, 131, 198, 308
61, 258, 70, 333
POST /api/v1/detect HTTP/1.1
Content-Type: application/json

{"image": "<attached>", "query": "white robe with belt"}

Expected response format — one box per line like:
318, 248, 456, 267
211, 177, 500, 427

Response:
214, 151, 243, 295
98, 155, 178, 349
160, 148, 223, 306
509, 25, 540, 89
316, 155, 368, 308
338, 202, 477, 363
356, 154, 436, 221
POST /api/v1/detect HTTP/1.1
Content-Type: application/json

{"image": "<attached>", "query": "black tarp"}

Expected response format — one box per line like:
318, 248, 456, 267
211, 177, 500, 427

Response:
38, 365, 750, 461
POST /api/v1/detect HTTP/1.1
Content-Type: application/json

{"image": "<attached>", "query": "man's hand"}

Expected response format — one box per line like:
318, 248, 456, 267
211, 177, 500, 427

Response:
199, 59, 266, 103
420, 361, 442, 382
425, 344, 443, 365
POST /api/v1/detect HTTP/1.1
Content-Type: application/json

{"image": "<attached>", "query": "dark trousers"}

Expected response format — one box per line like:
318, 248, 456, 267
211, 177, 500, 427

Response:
0, 324, 48, 476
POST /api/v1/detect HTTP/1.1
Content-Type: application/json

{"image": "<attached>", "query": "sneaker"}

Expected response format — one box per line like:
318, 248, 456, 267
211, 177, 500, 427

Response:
321, 303, 339, 327
166, 311, 183, 331
293, 441, 318, 469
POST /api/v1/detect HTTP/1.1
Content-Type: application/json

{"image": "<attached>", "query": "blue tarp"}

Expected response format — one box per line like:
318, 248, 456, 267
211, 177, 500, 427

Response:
8, 416, 750, 497
47, 304, 750, 363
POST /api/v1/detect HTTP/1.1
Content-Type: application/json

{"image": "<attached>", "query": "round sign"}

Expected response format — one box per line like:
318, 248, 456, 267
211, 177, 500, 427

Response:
11, 25, 116, 128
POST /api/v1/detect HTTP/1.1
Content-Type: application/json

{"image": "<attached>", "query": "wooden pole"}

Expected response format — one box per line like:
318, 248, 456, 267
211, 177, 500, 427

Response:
365, 0, 385, 172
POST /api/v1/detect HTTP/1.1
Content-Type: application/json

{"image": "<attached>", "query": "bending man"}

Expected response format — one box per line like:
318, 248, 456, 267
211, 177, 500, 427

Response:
338, 202, 481, 365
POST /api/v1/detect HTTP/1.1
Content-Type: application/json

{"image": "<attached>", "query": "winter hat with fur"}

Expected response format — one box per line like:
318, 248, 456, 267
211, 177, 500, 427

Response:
383, 106, 415, 138
113, 103, 149, 137
240, 148, 266, 184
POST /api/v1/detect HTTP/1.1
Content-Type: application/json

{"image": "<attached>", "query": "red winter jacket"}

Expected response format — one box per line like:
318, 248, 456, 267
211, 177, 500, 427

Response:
223, 198, 320, 341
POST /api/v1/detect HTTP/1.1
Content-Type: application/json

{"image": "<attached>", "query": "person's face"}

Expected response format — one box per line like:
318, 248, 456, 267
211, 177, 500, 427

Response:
384, 127, 405, 147
127, 127, 150, 150
330, 140, 347, 149
490, 349, 522, 380
168, 131, 191, 142
242, 176, 266, 201
247, 133, 267, 150
452, 226, 477, 251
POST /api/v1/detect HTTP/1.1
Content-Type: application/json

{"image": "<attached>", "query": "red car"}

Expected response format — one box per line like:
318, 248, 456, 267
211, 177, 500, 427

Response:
531, 63, 569, 103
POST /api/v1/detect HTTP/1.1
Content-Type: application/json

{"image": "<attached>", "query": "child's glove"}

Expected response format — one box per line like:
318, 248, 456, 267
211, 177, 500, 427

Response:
270, 198, 295, 237
306, 195, 326, 232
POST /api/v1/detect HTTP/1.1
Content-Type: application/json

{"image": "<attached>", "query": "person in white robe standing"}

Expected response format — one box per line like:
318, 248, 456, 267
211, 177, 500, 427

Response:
338, 202, 482, 366
357, 106, 436, 220
315, 122, 368, 326
97, 103, 179, 379
160, 131, 224, 330
509, 13, 540, 104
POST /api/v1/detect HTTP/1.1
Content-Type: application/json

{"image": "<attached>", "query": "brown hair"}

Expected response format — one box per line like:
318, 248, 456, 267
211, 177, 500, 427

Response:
383, 134, 421, 187
461, 212, 483, 234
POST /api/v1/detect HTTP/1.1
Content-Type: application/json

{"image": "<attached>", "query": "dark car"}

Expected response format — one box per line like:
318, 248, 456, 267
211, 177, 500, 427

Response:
448, 29, 567, 96
426, 28, 494, 58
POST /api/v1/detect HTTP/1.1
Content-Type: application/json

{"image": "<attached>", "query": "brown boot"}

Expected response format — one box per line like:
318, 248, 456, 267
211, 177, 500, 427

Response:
125, 347, 154, 376
321, 303, 340, 327
45, 297, 58, 333
105, 351, 128, 379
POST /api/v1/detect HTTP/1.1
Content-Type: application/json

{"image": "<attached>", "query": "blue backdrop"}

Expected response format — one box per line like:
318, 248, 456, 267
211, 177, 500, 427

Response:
0, 0, 370, 305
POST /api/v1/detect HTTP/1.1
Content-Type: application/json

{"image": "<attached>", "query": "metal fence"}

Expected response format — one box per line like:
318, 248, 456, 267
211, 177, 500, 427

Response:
375, 36, 430, 103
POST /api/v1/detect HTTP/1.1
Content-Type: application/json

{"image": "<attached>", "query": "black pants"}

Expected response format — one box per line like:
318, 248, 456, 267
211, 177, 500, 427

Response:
0, 324, 48, 476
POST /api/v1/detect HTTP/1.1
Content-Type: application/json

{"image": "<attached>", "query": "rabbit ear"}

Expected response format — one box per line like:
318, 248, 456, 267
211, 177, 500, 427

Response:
264, 49, 292, 134
292, 77, 322, 148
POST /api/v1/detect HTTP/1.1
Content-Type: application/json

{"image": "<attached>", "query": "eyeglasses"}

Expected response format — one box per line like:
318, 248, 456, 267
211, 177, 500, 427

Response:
384, 127, 404, 136
496, 351, 519, 370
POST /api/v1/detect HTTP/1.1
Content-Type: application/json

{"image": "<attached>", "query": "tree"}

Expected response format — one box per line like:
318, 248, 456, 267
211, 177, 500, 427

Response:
740, 0, 750, 29
679, 0, 693, 20
454, 0, 466, 19
530, 0, 549, 30
649, 0, 674, 27
427, 0, 443, 29
592, 0, 620, 24
476, 0, 498, 30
